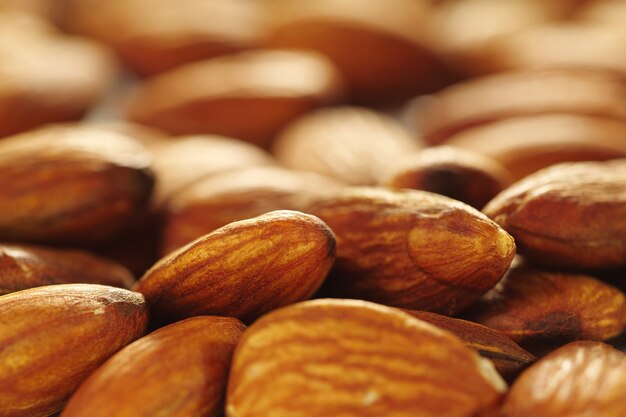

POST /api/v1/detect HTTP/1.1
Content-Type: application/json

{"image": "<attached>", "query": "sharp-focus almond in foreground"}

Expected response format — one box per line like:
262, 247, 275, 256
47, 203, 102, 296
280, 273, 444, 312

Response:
0, 125, 154, 245
463, 263, 626, 348
502, 341, 626, 417
0, 284, 148, 417
62, 316, 245, 417
404, 310, 535, 380
308, 187, 515, 314
227, 299, 506, 417
483, 160, 626, 268
135, 210, 336, 323
0, 243, 135, 295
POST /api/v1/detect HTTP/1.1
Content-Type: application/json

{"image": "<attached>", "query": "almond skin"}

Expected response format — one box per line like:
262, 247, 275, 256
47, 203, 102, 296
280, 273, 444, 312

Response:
463, 262, 626, 348
226, 299, 506, 417
0, 125, 154, 246
404, 310, 535, 380
0, 284, 148, 417
502, 341, 626, 417
483, 160, 626, 268
135, 210, 336, 323
0, 243, 135, 295
307, 187, 515, 314
61, 316, 245, 417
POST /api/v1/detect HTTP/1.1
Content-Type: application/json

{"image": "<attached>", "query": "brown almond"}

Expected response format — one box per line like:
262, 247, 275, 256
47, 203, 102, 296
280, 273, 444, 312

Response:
226, 299, 506, 417
126, 49, 345, 146
382, 146, 512, 209
162, 166, 343, 254
502, 341, 626, 417
135, 210, 336, 323
412, 68, 626, 144
0, 125, 154, 245
66, 0, 267, 76
307, 187, 515, 314
266, 0, 451, 104
273, 106, 421, 185
0, 284, 148, 417
463, 262, 626, 347
0, 243, 135, 295
404, 310, 535, 380
61, 316, 245, 417
483, 160, 626, 268
447, 114, 626, 180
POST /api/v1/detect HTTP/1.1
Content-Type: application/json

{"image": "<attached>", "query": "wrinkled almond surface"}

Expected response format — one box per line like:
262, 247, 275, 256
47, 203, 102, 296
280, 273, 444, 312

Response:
136, 210, 336, 323
0, 284, 148, 417
503, 341, 626, 417
62, 316, 245, 417
483, 160, 626, 268
308, 187, 515, 314
227, 299, 506, 417
0, 243, 135, 295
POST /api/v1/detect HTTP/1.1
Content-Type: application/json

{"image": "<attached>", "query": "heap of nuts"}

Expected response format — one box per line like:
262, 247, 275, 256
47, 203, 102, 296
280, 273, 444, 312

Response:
1, 1, 626, 416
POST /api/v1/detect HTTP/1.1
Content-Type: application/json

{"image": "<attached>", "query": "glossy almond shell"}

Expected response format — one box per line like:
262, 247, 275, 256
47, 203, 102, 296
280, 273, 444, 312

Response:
62, 316, 245, 417
464, 264, 626, 346
0, 243, 135, 295
483, 160, 626, 268
0, 284, 148, 417
308, 187, 515, 314
162, 166, 343, 254
227, 299, 506, 417
503, 341, 626, 417
404, 310, 535, 380
0, 125, 154, 245
273, 106, 421, 185
135, 210, 336, 322
126, 49, 345, 146
413, 69, 626, 144
447, 114, 626, 180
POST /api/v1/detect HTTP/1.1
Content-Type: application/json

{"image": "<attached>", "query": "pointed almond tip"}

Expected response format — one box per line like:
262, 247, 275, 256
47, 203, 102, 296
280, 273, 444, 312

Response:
495, 229, 515, 258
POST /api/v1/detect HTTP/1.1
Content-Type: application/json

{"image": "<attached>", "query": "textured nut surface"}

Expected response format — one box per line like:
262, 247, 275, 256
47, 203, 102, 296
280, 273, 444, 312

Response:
447, 114, 626, 180
227, 299, 506, 417
308, 187, 515, 314
0, 125, 154, 245
0, 243, 135, 295
464, 262, 626, 346
162, 166, 343, 254
61, 316, 245, 417
273, 106, 421, 185
0, 284, 148, 417
383, 146, 511, 209
266, 0, 450, 103
413, 69, 626, 144
66, 0, 266, 75
503, 341, 626, 417
404, 310, 535, 380
483, 160, 626, 268
126, 49, 345, 146
136, 210, 336, 322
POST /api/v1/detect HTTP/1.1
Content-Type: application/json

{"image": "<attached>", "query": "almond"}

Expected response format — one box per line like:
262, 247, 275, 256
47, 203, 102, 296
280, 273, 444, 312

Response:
483, 160, 626, 268
273, 106, 421, 185
135, 210, 336, 323
61, 316, 245, 417
161, 166, 343, 254
126, 49, 345, 146
226, 299, 506, 417
0, 243, 135, 295
307, 187, 515, 314
0, 284, 148, 417
0, 125, 154, 246
463, 262, 626, 348
404, 310, 535, 380
502, 341, 626, 417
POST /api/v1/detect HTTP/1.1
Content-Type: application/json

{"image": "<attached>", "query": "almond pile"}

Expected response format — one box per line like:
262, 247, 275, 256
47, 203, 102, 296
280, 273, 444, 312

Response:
1, 1, 626, 417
